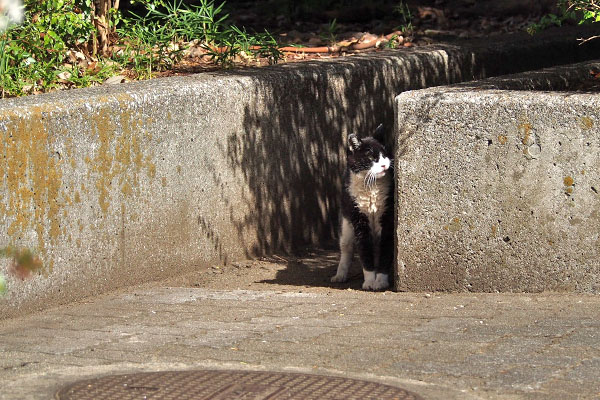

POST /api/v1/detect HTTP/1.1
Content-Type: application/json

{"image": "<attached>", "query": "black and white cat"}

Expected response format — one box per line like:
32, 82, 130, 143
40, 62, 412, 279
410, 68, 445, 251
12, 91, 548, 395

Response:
331, 126, 394, 291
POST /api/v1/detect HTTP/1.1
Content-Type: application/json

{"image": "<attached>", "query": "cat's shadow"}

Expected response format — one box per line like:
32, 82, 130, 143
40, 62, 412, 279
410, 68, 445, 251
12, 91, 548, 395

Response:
257, 249, 364, 290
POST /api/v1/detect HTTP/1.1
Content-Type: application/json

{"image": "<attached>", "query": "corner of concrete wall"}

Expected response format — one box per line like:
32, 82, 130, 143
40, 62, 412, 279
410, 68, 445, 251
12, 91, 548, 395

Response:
394, 63, 600, 293
3, 26, 600, 318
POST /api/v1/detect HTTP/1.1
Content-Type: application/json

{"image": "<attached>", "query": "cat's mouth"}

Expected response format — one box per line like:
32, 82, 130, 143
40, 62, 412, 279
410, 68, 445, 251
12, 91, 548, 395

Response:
375, 171, 387, 178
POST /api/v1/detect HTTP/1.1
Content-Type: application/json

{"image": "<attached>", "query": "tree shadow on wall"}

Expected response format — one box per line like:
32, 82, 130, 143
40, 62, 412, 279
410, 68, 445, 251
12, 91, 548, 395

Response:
219, 48, 483, 285
223, 62, 383, 258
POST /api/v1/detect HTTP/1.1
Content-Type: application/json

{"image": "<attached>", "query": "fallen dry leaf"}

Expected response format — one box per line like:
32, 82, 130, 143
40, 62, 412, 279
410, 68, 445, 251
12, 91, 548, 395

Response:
57, 70, 72, 80
336, 39, 358, 47
104, 75, 127, 85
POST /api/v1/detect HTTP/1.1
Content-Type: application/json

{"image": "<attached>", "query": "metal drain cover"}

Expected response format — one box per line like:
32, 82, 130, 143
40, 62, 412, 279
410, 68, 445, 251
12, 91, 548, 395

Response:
56, 370, 423, 399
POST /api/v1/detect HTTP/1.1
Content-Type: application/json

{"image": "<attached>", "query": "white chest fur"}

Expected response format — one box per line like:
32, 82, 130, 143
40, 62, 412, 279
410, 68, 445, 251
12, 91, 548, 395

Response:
348, 172, 391, 235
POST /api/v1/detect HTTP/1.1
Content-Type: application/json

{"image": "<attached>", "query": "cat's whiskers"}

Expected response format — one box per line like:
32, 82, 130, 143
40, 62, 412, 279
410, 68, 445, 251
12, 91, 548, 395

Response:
364, 171, 377, 189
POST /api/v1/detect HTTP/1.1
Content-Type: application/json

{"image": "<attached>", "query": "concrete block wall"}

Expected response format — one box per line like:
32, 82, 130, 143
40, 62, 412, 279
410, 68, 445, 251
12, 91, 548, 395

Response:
0, 45, 492, 318
2, 27, 600, 318
395, 61, 600, 293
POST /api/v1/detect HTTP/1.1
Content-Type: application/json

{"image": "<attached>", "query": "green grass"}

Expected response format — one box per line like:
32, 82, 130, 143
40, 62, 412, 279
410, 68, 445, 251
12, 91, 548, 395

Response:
0, 0, 283, 97
393, 1, 414, 39
320, 18, 338, 46
0, 0, 113, 97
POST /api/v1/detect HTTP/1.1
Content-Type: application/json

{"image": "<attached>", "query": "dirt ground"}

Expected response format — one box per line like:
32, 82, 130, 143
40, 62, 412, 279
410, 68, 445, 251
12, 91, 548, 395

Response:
154, 0, 561, 77
158, 248, 370, 293
226, 0, 557, 39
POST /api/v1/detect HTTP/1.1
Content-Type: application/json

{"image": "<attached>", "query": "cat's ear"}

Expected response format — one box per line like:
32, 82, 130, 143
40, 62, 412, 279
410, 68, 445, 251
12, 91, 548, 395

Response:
348, 133, 361, 152
373, 124, 385, 142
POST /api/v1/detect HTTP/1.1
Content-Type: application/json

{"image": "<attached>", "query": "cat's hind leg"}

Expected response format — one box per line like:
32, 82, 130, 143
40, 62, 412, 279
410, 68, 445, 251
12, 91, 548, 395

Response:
331, 217, 354, 283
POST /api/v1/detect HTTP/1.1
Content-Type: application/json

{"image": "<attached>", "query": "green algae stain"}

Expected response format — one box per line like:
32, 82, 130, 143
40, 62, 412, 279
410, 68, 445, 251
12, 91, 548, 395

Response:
518, 121, 533, 146
0, 95, 158, 276
564, 176, 575, 196
517, 120, 535, 157
90, 112, 114, 214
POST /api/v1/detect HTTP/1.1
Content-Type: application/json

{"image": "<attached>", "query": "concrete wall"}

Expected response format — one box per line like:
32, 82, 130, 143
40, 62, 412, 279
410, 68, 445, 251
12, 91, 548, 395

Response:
395, 61, 600, 293
2, 27, 600, 318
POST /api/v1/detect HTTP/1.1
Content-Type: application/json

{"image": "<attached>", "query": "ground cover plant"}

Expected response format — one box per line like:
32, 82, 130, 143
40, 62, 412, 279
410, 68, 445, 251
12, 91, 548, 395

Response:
0, 0, 599, 99
0, 0, 422, 98
0, 0, 287, 97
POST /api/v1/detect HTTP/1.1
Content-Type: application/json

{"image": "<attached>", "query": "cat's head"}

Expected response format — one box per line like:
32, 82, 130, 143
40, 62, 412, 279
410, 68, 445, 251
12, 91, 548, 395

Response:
347, 129, 392, 178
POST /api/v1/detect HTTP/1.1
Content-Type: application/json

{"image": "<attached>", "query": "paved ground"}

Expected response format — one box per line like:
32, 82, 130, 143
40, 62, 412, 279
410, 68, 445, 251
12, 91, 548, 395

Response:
1, 249, 599, 399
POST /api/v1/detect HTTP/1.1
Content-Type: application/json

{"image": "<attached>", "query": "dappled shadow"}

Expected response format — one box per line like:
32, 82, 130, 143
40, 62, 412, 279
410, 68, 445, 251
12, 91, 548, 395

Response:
257, 248, 365, 290
212, 26, 600, 286
220, 48, 480, 260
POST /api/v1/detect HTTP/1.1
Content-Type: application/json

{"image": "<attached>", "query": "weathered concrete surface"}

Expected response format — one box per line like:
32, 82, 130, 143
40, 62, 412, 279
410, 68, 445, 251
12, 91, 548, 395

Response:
2, 27, 600, 319
453, 59, 600, 91
1, 252, 599, 400
394, 61, 600, 293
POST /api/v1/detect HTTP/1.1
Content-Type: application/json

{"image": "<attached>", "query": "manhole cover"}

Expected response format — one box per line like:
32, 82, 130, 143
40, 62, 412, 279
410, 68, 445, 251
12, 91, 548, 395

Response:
56, 370, 424, 399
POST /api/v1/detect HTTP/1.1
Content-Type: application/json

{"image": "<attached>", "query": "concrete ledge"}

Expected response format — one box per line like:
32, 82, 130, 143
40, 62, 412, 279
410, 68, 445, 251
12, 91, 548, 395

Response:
395, 60, 600, 293
2, 27, 600, 318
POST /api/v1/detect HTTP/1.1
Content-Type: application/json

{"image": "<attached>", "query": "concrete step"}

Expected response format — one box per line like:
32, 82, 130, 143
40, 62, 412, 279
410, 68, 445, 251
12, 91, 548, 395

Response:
2, 26, 600, 318
395, 60, 600, 292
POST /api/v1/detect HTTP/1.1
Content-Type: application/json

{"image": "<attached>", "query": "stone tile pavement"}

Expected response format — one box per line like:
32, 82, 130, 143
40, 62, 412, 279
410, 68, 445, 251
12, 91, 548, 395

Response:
1, 252, 599, 399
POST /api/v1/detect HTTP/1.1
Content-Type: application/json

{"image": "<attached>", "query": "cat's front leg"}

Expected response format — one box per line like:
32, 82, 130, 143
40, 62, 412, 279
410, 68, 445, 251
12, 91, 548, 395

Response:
355, 231, 378, 290
369, 222, 392, 291
349, 215, 380, 290
331, 217, 354, 283
374, 273, 390, 290
362, 269, 377, 290
362, 238, 390, 290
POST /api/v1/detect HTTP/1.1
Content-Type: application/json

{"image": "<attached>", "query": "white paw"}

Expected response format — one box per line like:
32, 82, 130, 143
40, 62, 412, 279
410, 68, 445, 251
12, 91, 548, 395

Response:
331, 273, 348, 283
374, 273, 390, 290
362, 273, 389, 291
362, 278, 376, 290
362, 269, 377, 290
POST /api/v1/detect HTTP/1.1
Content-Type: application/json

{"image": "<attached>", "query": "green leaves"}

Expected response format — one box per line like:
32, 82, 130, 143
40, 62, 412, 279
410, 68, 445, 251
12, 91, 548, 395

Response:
528, 0, 600, 37
0, 0, 103, 97
1, 0, 284, 96
581, 8, 600, 24
394, 1, 414, 38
